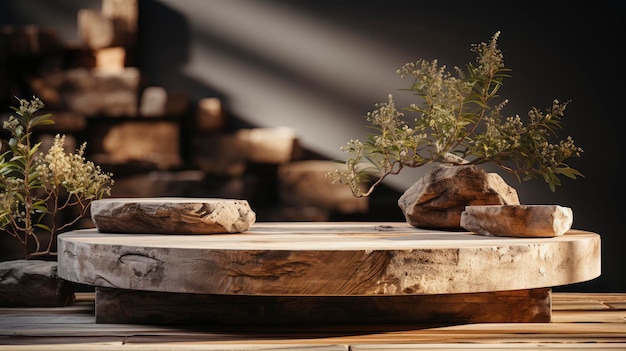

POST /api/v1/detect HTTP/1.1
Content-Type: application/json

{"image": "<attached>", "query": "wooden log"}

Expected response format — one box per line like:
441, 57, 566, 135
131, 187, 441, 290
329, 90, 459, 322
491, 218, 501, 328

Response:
109, 171, 246, 199
139, 86, 167, 117
100, 121, 181, 169
94, 47, 126, 72
62, 67, 140, 117
57, 222, 601, 296
102, 0, 138, 48
278, 160, 369, 214
192, 134, 248, 177
196, 97, 225, 131
78, 9, 114, 50
94, 287, 552, 324
235, 127, 303, 164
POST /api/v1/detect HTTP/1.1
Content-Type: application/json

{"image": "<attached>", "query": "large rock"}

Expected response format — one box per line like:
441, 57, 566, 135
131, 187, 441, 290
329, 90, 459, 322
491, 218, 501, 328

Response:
398, 164, 520, 229
460, 205, 573, 237
91, 197, 256, 234
0, 260, 75, 307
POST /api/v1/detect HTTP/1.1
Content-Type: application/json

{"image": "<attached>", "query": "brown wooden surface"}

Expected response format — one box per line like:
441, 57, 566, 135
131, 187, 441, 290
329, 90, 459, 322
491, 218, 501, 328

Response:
58, 222, 601, 296
94, 287, 551, 324
0, 292, 625, 350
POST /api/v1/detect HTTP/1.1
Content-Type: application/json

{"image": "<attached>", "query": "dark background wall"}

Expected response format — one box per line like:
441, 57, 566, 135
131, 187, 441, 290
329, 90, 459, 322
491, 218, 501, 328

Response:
1, 0, 623, 292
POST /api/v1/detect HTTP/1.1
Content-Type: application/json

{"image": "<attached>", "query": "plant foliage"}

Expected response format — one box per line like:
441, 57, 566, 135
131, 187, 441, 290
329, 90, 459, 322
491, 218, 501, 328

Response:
0, 96, 114, 259
327, 32, 583, 197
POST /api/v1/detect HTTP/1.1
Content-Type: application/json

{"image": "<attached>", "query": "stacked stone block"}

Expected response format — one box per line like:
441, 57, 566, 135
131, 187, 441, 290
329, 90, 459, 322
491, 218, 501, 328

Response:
0, 0, 400, 241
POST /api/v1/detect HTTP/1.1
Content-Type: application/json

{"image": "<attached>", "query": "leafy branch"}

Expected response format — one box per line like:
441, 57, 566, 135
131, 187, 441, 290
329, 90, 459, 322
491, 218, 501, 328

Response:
327, 31, 583, 197
0, 96, 114, 259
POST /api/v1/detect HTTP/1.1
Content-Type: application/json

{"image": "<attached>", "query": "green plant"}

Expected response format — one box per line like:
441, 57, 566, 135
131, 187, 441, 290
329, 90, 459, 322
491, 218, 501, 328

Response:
327, 31, 583, 197
0, 96, 114, 259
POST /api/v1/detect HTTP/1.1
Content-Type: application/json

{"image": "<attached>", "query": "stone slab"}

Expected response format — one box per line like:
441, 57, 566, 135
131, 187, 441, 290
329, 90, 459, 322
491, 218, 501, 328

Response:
90, 197, 256, 234
58, 222, 600, 296
461, 204, 573, 237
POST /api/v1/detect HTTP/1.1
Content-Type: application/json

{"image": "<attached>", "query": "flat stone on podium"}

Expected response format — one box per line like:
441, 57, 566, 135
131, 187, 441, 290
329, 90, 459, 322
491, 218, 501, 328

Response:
461, 204, 573, 237
90, 197, 256, 234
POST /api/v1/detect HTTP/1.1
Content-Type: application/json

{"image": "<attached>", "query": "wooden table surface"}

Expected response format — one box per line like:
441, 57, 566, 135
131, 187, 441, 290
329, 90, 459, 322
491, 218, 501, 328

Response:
58, 222, 601, 296
1, 291, 625, 350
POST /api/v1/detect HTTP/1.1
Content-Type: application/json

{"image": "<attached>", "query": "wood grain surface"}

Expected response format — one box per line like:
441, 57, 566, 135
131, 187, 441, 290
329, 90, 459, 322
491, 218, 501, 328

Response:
57, 222, 601, 296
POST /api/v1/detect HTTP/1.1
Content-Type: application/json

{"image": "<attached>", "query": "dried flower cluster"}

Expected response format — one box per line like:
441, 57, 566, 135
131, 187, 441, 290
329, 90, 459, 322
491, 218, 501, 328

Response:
0, 96, 114, 259
327, 32, 583, 197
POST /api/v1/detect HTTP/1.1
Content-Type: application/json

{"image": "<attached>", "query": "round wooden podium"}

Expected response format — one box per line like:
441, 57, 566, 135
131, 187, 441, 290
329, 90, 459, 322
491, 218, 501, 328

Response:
57, 222, 601, 325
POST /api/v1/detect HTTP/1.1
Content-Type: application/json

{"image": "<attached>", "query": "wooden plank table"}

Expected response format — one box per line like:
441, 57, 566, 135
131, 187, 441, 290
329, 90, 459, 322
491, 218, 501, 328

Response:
57, 222, 601, 324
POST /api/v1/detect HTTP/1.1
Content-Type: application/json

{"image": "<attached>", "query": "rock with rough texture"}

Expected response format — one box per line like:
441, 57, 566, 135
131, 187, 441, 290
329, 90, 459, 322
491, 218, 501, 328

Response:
398, 164, 520, 229
460, 204, 573, 237
91, 197, 256, 234
0, 260, 75, 307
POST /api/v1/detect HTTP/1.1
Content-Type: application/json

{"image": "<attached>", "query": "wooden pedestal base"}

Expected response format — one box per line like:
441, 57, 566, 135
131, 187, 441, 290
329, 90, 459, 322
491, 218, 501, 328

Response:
59, 222, 598, 325
95, 287, 551, 325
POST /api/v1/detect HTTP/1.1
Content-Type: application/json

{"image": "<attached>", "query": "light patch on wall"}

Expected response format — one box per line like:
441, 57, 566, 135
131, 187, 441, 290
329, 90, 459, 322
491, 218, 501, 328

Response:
159, 0, 428, 190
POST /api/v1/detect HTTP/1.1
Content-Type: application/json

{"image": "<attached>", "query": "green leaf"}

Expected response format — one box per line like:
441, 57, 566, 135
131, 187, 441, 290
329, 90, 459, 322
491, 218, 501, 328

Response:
29, 113, 53, 126
34, 223, 52, 232
28, 142, 42, 157
557, 167, 584, 179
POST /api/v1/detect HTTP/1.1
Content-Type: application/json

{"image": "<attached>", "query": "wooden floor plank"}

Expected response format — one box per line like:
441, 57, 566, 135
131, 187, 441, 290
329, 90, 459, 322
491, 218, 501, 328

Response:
2, 344, 626, 351
2, 321, 626, 335
0, 314, 95, 325
352, 345, 626, 350
606, 302, 626, 310
0, 304, 94, 316
553, 292, 626, 300
0, 344, 349, 351
552, 310, 626, 323
1, 292, 626, 349
552, 300, 610, 310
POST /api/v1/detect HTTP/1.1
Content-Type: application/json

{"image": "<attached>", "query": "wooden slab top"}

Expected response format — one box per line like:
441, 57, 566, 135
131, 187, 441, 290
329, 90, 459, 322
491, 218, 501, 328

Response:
58, 222, 601, 296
